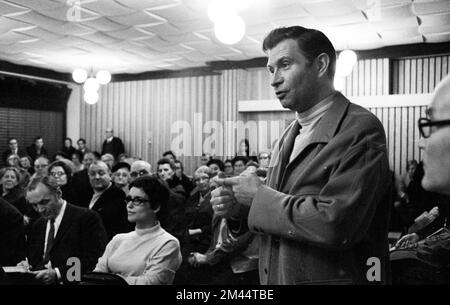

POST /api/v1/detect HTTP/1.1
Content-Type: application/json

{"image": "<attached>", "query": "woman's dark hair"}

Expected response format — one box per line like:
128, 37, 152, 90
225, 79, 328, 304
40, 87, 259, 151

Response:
129, 176, 170, 212
71, 151, 83, 163
238, 139, 250, 157
262, 26, 336, 79
162, 150, 176, 160
54, 151, 69, 160
207, 159, 225, 171
157, 157, 175, 170
48, 160, 73, 179
232, 156, 248, 167
112, 162, 131, 173
64, 137, 73, 145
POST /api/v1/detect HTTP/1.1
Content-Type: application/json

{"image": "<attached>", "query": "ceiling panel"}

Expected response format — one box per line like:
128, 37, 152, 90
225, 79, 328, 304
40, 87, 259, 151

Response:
0, 0, 449, 75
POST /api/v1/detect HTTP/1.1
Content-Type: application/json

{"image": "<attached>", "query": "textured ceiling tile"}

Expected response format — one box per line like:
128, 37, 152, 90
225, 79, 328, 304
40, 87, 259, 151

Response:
419, 24, 450, 35
81, 0, 137, 17
314, 11, 367, 26
5, 0, 63, 11
0, 16, 33, 34
382, 34, 424, 46
115, 0, 180, 10
35, 4, 100, 22
164, 31, 209, 44
271, 16, 317, 28
146, 2, 201, 23
50, 22, 96, 36
369, 16, 419, 30
78, 16, 128, 32
413, 0, 450, 15
379, 27, 420, 40
301, 0, 356, 16
420, 11, 450, 27
374, 3, 415, 21
7, 10, 66, 30
0, 0, 29, 16
14, 26, 64, 41
80, 31, 122, 44
107, 10, 164, 27
139, 22, 182, 36
136, 35, 173, 48
0, 30, 31, 44
105, 27, 153, 40
170, 18, 212, 32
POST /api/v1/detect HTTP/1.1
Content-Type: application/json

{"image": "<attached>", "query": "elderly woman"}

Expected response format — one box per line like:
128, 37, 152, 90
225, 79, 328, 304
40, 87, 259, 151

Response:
19, 155, 34, 175
174, 166, 214, 284
112, 162, 131, 195
94, 175, 182, 285
47, 160, 77, 204
0, 167, 38, 227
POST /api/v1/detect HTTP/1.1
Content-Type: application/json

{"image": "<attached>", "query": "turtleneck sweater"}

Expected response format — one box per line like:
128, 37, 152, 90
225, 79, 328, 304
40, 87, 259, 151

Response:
289, 92, 336, 163
94, 222, 182, 285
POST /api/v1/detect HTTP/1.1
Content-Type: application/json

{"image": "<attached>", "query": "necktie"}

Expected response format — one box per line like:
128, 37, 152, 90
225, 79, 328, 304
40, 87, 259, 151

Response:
43, 219, 55, 265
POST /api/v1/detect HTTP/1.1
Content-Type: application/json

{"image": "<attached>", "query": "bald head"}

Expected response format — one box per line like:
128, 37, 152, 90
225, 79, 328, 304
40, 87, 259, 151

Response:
130, 160, 152, 182
419, 74, 450, 195
105, 127, 113, 138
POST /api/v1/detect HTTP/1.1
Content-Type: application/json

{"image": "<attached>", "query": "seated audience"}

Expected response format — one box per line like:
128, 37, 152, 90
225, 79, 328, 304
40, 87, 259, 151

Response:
94, 175, 182, 285
26, 136, 48, 162
223, 159, 233, 177
88, 160, 132, 240
2, 137, 26, 165
231, 156, 248, 176
200, 153, 211, 166
175, 166, 214, 284
207, 159, 224, 177
112, 162, 131, 195
33, 156, 50, 178
19, 155, 34, 175
71, 151, 84, 173
0, 197, 26, 266
0, 167, 38, 228
174, 160, 194, 196
157, 158, 186, 197
76, 138, 90, 156
70, 152, 96, 208
162, 150, 176, 163
130, 160, 152, 183
22, 176, 107, 284
6, 153, 20, 168
257, 151, 271, 168
48, 160, 78, 205
62, 137, 77, 157
101, 153, 115, 170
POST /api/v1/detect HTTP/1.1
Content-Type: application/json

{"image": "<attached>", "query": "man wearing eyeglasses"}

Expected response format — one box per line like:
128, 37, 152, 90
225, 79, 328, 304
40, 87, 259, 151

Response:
88, 161, 132, 240
129, 160, 152, 183
418, 74, 450, 195
22, 176, 107, 285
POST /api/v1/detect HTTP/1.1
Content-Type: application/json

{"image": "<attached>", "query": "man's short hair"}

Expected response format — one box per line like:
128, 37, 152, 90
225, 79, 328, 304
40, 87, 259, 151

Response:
7, 137, 17, 144
26, 175, 60, 195
174, 160, 184, 171
77, 138, 86, 144
207, 159, 225, 171
232, 156, 248, 166
34, 156, 50, 165
129, 175, 170, 212
157, 157, 175, 170
162, 150, 176, 160
112, 162, 131, 173
34, 136, 43, 142
262, 26, 336, 79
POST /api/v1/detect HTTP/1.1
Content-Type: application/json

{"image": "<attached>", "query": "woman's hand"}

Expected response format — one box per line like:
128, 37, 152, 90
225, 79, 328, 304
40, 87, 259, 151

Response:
188, 252, 207, 267
395, 233, 419, 249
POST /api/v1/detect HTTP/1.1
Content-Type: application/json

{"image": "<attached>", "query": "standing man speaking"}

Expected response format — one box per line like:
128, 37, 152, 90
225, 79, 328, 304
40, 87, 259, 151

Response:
212, 26, 392, 285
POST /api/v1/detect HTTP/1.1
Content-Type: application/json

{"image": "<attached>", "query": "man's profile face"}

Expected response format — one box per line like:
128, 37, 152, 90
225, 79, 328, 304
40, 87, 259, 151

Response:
26, 183, 61, 220
419, 89, 450, 195
9, 139, 18, 150
266, 39, 318, 113
157, 163, 174, 181
88, 163, 111, 191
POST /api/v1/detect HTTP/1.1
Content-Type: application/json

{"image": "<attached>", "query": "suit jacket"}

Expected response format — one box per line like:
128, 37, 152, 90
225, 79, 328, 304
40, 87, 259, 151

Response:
90, 184, 132, 240
26, 144, 48, 161
71, 169, 93, 208
101, 137, 125, 159
2, 148, 26, 164
27, 203, 108, 283
0, 198, 26, 266
248, 92, 392, 285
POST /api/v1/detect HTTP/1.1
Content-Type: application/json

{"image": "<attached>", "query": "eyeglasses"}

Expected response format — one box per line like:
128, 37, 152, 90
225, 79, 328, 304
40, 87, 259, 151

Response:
125, 196, 149, 206
130, 170, 148, 178
35, 164, 48, 169
418, 117, 450, 138
50, 171, 66, 178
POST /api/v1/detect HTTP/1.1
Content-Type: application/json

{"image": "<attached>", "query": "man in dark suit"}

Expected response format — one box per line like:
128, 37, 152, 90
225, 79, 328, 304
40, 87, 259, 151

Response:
0, 197, 26, 266
71, 152, 97, 208
2, 138, 26, 165
24, 176, 107, 285
26, 136, 49, 161
88, 160, 132, 240
101, 128, 125, 159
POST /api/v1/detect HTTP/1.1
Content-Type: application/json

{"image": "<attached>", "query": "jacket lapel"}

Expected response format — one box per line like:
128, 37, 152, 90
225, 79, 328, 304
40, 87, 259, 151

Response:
50, 203, 74, 251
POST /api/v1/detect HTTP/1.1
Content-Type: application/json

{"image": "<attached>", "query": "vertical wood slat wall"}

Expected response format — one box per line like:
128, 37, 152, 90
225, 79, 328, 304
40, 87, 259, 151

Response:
80, 71, 240, 174
79, 55, 450, 176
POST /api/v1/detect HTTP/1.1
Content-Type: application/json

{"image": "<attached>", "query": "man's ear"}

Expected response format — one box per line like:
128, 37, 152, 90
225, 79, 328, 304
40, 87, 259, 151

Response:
316, 53, 330, 78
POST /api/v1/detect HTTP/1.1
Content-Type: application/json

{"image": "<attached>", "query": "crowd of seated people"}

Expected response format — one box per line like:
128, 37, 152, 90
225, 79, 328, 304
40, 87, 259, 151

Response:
2, 134, 447, 285
0, 136, 274, 285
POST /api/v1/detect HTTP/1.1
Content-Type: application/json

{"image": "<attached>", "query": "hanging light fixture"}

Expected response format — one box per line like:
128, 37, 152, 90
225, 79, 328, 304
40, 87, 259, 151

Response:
72, 68, 111, 105
336, 50, 357, 77
214, 14, 246, 45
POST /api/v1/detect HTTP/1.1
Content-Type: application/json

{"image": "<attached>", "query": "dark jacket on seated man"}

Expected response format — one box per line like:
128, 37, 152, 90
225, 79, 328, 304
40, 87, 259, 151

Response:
0, 198, 26, 266
27, 203, 108, 283
89, 184, 132, 241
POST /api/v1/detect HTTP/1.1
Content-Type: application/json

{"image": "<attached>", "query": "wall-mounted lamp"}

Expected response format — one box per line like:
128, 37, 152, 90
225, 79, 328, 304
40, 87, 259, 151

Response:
72, 69, 111, 104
